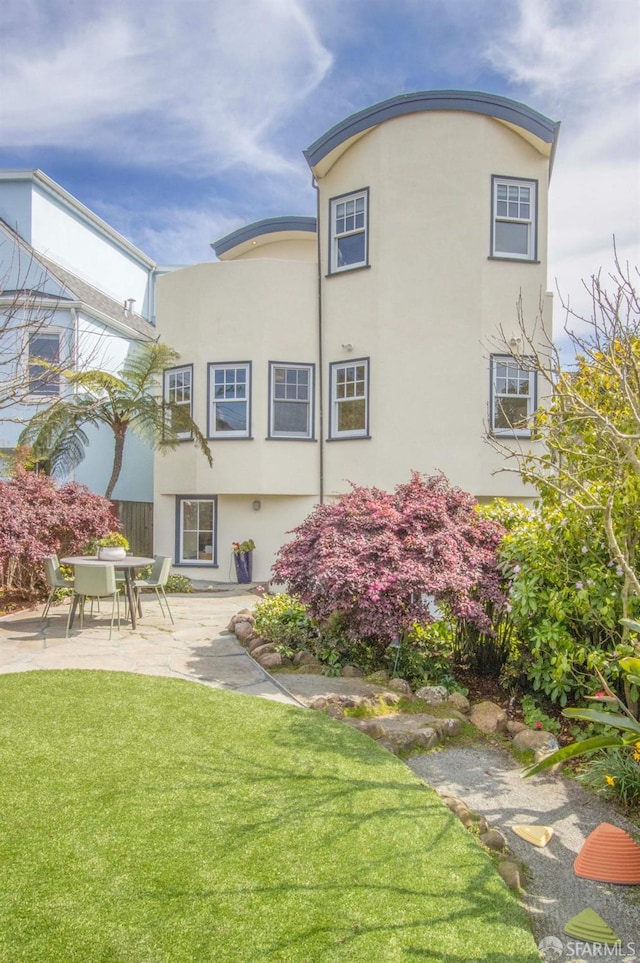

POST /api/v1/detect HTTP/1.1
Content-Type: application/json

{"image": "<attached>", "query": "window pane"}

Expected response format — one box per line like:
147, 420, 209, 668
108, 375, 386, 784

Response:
495, 397, 529, 430
182, 531, 198, 560
215, 401, 246, 432
495, 221, 529, 256
274, 401, 309, 434
198, 501, 213, 532
182, 501, 198, 530
29, 333, 60, 394
337, 233, 365, 267
338, 398, 366, 432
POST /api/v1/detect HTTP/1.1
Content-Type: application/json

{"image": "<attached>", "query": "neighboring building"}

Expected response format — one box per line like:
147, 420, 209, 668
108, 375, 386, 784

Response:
155, 90, 560, 583
0, 170, 158, 502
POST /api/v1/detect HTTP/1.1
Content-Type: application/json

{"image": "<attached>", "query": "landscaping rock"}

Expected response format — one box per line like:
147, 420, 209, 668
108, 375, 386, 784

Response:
367, 670, 389, 684
381, 692, 401, 706
511, 729, 557, 753
497, 860, 523, 892
377, 738, 398, 754
382, 728, 439, 752
343, 718, 386, 740
415, 685, 448, 703
248, 635, 267, 654
342, 664, 364, 677
431, 717, 463, 738
446, 692, 470, 714
388, 678, 413, 697
439, 794, 477, 829
326, 705, 345, 719
506, 720, 528, 736
469, 701, 508, 734
310, 696, 328, 710
250, 642, 277, 661
480, 829, 508, 852
292, 651, 315, 665
235, 620, 257, 644
295, 663, 325, 674
259, 652, 283, 669
227, 611, 254, 631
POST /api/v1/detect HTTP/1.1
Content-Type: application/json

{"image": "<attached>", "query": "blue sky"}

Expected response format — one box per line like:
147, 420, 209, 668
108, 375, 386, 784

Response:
0, 0, 638, 331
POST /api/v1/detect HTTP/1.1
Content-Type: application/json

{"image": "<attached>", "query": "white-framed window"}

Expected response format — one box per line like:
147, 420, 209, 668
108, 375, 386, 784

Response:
176, 496, 217, 565
208, 363, 251, 438
329, 358, 369, 439
163, 364, 193, 439
490, 355, 536, 436
329, 189, 368, 273
491, 177, 537, 260
269, 362, 314, 439
28, 330, 61, 396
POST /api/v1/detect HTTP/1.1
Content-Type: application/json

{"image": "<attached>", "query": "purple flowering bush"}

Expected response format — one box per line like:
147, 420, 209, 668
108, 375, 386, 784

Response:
272, 472, 506, 655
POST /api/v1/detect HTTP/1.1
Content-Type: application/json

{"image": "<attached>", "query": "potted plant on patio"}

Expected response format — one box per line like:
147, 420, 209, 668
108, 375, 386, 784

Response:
93, 532, 130, 561
233, 540, 255, 584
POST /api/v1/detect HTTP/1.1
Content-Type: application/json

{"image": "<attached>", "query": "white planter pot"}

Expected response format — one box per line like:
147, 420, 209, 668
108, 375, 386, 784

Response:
98, 546, 127, 561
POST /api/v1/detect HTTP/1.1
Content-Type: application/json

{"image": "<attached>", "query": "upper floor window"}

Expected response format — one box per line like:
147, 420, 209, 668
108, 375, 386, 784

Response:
491, 177, 537, 260
208, 363, 251, 438
269, 362, 314, 439
329, 189, 369, 273
163, 364, 193, 439
28, 331, 60, 396
329, 358, 369, 439
490, 355, 536, 436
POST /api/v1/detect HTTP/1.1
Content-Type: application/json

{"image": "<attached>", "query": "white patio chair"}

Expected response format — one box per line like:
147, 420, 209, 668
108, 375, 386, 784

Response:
42, 554, 73, 621
66, 563, 121, 639
133, 556, 174, 623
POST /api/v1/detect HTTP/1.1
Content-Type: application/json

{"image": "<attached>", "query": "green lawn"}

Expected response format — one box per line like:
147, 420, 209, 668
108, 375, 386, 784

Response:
0, 671, 540, 962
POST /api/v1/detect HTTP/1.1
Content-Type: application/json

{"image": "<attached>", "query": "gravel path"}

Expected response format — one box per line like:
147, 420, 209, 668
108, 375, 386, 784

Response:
408, 745, 639, 959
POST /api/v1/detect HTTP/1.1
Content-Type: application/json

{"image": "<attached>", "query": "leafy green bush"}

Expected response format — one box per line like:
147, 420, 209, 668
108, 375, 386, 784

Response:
135, 565, 192, 594
520, 694, 561, 735
253, 593, 315, 659
577, 747, 640, 809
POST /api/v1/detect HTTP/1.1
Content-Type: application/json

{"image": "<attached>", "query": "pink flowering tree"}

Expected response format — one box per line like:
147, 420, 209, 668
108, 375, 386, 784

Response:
0, 468, 118, 596
272, 472, 506, 648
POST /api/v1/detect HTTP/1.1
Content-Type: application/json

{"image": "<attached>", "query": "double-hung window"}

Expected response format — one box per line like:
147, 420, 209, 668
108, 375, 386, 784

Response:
329, 189, 368, 273
269, 362, 314, 439
329, 359, 369, 439
176, 496, 217, 565
208, 363, 251, 438
28, 331, 61, 396
163, 365, 193, 439
490, 355, 536, 436
491, 177, 537, 260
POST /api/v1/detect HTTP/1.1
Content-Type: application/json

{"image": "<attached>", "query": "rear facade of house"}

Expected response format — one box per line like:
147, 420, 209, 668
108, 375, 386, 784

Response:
154, 91, 560, 583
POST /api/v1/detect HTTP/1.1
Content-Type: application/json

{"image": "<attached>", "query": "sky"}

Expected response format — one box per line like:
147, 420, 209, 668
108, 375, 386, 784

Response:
0, 0, 638, 339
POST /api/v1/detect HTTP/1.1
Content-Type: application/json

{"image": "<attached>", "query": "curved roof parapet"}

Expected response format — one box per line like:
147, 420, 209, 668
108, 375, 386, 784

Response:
304, 90, 561, 175
212, 216, 317, 259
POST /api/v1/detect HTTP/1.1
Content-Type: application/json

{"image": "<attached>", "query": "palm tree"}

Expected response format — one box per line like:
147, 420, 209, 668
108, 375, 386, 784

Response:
19, 342, 212, 499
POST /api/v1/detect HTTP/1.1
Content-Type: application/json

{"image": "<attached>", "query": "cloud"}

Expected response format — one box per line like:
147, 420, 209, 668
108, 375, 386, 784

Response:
0, 0, 333, 177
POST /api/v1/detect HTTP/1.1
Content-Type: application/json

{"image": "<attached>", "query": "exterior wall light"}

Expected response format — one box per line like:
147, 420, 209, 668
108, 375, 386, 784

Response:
252, 500, 261, 511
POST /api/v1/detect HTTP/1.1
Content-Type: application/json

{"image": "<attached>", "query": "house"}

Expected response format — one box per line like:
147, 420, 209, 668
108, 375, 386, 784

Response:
0, 170, 158, 505
154, 90, 560, 583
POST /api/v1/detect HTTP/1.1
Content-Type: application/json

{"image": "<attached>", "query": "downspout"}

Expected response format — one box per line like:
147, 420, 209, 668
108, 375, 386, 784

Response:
312, 175, 324, 503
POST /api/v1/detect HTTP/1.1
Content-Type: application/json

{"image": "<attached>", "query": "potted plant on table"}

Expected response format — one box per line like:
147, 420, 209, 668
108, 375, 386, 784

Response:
233, 540, 255, 584
92, 532, 130, 561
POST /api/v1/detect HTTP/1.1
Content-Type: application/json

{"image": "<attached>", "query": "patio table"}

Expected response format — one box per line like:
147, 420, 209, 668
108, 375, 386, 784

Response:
61, 556, 155, 630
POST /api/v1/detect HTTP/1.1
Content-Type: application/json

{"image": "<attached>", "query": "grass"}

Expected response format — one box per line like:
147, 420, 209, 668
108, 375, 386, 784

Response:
0, 671, 541, 962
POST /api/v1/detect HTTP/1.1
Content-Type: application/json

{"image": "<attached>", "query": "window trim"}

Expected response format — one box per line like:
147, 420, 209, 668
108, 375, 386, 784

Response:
489, 354, 537, 438
207, 362, 252, 440
328, 357, 370, 440
163, 363, 194, 441
175, 495, 218, 567
268, 361, 315, 440
490, 176, 538, 261
27, 328, 63, 398
328, 187, 369, 275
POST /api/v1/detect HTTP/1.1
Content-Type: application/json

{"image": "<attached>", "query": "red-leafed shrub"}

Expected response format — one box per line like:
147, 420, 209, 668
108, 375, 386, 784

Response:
0, 468, 118, 596
272, 472, 507, 647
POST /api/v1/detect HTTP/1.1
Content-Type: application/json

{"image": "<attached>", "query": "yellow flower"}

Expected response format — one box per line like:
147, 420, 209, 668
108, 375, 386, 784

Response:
635, 741, 640, 751
634, 751, 640, 763
605, 775, 616, 787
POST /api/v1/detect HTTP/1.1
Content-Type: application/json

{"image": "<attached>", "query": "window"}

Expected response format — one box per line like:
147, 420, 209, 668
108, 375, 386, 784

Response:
208, 363, 251, 438
28, 331, 60, 396
163, 365, 193, 439
269, 363, 314, 439
491, 355, 536, 436
491, 177, 537, 260
176, 496, 217, 565
329, 359, 369, 438
329, 189, 368, 273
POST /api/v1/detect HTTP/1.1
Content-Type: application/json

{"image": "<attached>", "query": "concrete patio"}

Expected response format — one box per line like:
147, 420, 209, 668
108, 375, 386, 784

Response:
0, 587, 302, 706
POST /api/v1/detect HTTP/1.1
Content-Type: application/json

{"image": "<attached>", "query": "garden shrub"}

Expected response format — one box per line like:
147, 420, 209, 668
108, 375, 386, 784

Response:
0, 468, 117, 597
577, 746, 640, 810
253, 593, 316, 659
272, 472, 507, 658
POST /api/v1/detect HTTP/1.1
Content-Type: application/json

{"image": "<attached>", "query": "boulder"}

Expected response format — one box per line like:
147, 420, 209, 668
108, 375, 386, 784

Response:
292, 650, 315, 665
367, 670, 389, 684
431, 717, 463, 738
235, 620, 257, 644
497, 860, 523, 892
342, 665, 364, 678
250, 642, 277, 661
506, 720, 529, 736
381, 692, 402, 706
296, 663, 325, 674
440, 794, 477, 829
227, 611, 255, 631
326, 705, 345, 719
259, 652, 283, 669
415, 685, 448, 703
388, 678, 413, 697
248, 635, 267, 654
511, 729, 557, 753
480, 829, 507, 852
469, 701, 508, 734
446, 692, 471, 714
343, 719, 386, 740
310, 696, 328, 710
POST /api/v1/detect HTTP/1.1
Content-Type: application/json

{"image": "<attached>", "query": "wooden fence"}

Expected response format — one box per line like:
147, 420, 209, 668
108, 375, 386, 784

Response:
113, 501, 154, 558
